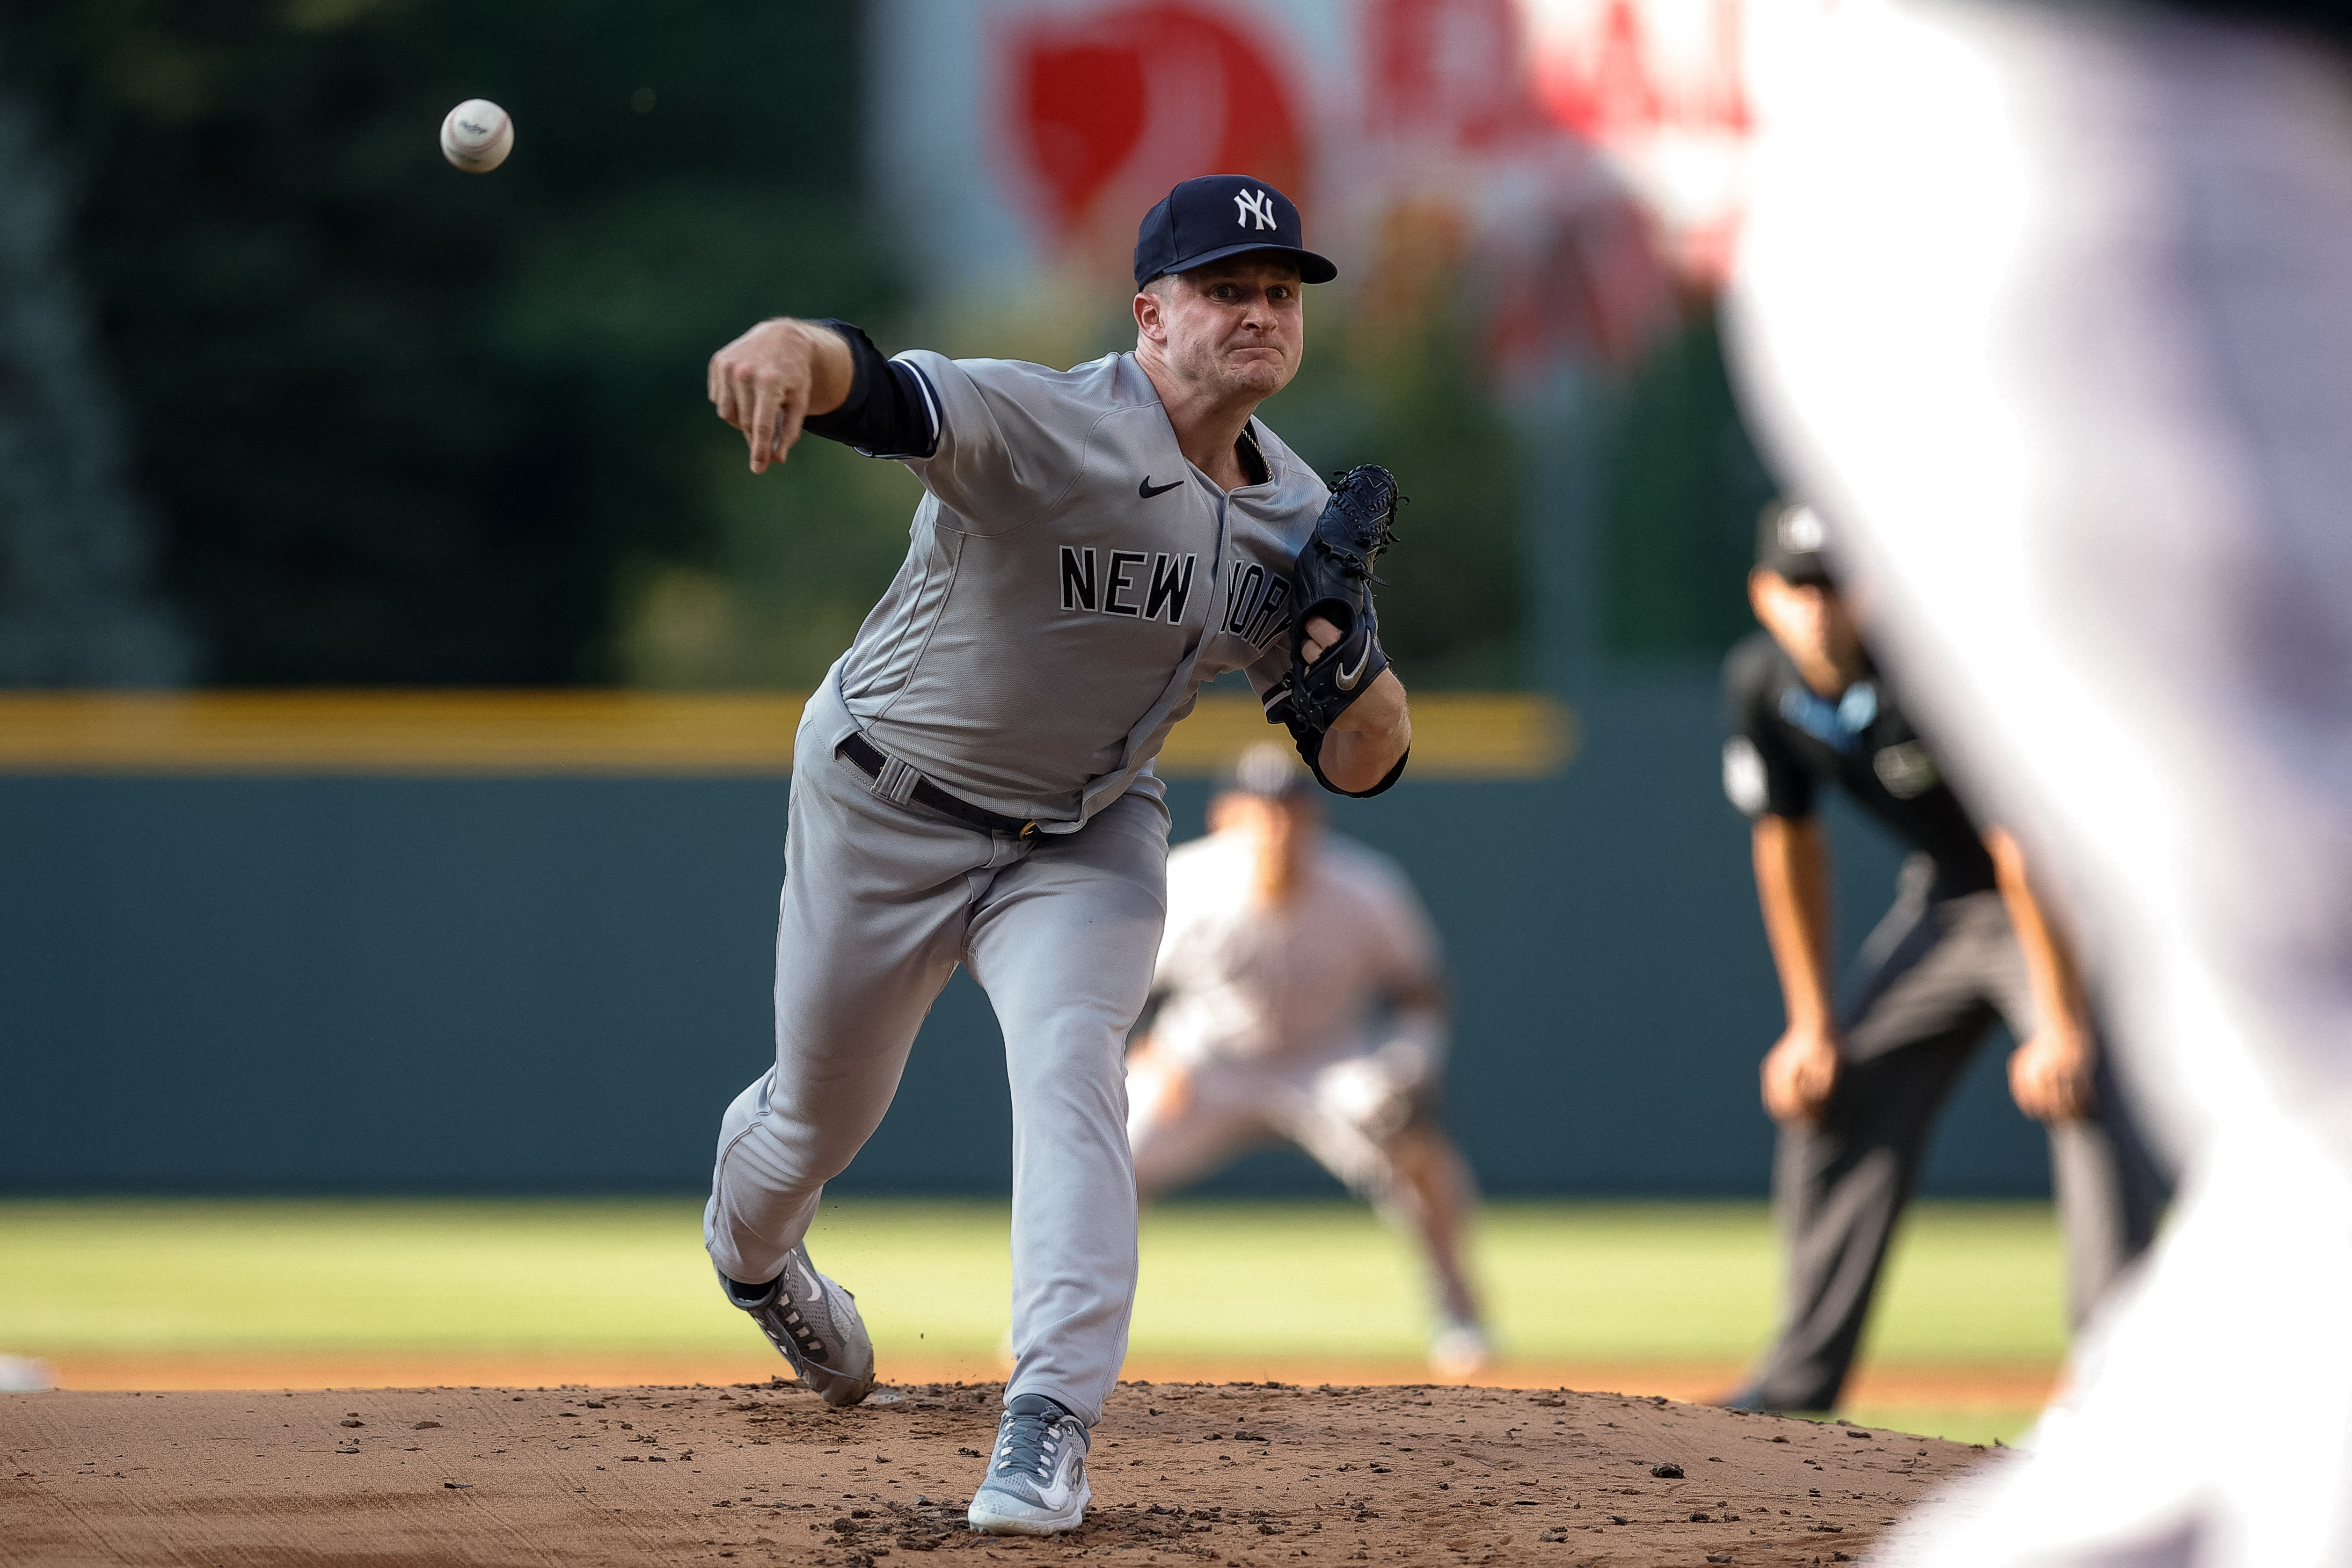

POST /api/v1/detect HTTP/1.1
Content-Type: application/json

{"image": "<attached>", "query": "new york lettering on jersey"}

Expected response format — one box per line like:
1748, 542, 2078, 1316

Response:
1057, 546, 1198, 624
1051, 540, 1284, 640
1218, 557, 1293, 650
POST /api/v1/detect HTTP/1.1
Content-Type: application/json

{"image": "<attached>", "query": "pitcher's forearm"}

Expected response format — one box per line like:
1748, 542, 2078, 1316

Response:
1316, 672, 1410, 792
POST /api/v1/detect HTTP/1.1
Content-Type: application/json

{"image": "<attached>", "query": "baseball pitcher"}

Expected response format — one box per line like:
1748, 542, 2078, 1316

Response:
699, 175, 1411, 1535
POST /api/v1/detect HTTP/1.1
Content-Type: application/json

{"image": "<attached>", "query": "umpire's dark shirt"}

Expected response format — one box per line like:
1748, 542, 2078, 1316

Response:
1721, 631, 1997, 895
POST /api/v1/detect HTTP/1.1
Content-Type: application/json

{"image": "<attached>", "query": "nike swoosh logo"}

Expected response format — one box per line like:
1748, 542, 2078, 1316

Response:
1336, 639, 1372, 690
1138, 476, 1183, 498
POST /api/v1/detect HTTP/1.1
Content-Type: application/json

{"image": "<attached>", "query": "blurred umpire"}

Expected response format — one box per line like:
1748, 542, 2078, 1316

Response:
1722, 502, 2166, 1414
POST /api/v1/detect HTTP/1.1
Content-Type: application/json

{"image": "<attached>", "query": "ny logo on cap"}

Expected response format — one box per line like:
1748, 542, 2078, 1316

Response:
1234, 188, 1275, 230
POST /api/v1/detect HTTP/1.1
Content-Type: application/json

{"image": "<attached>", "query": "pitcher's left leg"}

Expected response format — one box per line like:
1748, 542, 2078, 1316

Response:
965, 788, 1170, 1428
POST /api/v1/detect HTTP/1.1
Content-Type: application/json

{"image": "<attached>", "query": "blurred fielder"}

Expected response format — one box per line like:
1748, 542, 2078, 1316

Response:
1125, 744, 1489, 1375
1732, 0, 2352, 1561
1724, 503, 2162, 1415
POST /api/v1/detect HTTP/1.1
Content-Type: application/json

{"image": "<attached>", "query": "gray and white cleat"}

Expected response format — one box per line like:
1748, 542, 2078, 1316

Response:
966, 1393, 1091, 1535
719, 1244, 876, 1408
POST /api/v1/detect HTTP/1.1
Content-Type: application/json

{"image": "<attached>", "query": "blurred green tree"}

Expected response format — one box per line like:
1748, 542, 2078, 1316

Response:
7, 0, 898, 684
1600, 305, 1777, 661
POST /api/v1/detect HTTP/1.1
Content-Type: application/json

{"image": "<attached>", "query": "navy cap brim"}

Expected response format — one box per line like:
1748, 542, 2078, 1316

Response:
1155, 240, 1337, 286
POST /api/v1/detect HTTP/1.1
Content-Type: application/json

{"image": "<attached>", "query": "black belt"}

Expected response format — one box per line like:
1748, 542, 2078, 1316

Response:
838, 731, 1038, 838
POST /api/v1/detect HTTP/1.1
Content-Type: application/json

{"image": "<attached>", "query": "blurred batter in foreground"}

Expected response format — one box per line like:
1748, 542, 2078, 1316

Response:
1125, 744, 1489, 1376
1732, 3, 2352, 1555
1724, 503, 2162, 1415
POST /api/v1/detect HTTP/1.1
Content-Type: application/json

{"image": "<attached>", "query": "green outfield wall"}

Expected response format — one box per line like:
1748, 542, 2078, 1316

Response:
0, 678, 2054, 1198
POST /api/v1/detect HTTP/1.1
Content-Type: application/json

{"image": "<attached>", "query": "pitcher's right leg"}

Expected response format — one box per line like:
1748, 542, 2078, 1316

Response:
705, 727, 1005, 1403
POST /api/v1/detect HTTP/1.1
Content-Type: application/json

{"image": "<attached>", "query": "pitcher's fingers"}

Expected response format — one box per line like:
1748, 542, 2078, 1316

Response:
711, 362, 744, 427
712, 358, 752, 423
1301, 614, 1340, 663
773, 383, 809, 465
745, 375, 787, 471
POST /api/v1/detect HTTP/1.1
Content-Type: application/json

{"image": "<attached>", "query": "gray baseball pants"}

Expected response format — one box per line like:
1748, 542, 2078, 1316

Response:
1742, 856, 2167, 1413
704, 679, 1169, 1427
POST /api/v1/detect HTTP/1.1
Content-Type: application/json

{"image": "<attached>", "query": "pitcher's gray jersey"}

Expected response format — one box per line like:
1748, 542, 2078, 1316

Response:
712, 343, 1340, 1428
834, 350, 1330, 829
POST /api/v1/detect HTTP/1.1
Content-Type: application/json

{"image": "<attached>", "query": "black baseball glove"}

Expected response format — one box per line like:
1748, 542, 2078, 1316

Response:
1266, 464, 1407, 796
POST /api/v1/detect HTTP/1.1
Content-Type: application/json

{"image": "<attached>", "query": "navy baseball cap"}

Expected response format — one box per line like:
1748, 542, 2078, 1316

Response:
1133, 175, 1338, 289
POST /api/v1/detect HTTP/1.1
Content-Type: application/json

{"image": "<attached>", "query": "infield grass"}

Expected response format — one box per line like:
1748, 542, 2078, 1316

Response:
0, 1196, 2065, 1444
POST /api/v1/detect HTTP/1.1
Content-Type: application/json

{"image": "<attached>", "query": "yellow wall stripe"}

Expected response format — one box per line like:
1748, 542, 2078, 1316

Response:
0, 691, 1576, 780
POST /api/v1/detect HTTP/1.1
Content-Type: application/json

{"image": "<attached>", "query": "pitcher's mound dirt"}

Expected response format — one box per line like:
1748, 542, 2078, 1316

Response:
2, 1380, 1994, 1567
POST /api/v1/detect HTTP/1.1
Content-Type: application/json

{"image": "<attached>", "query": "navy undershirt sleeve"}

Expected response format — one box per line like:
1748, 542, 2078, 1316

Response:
800, 320, 939, 459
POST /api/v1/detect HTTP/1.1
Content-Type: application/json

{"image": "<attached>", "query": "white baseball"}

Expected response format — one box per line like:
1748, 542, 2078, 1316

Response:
440, 99, 513, 173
